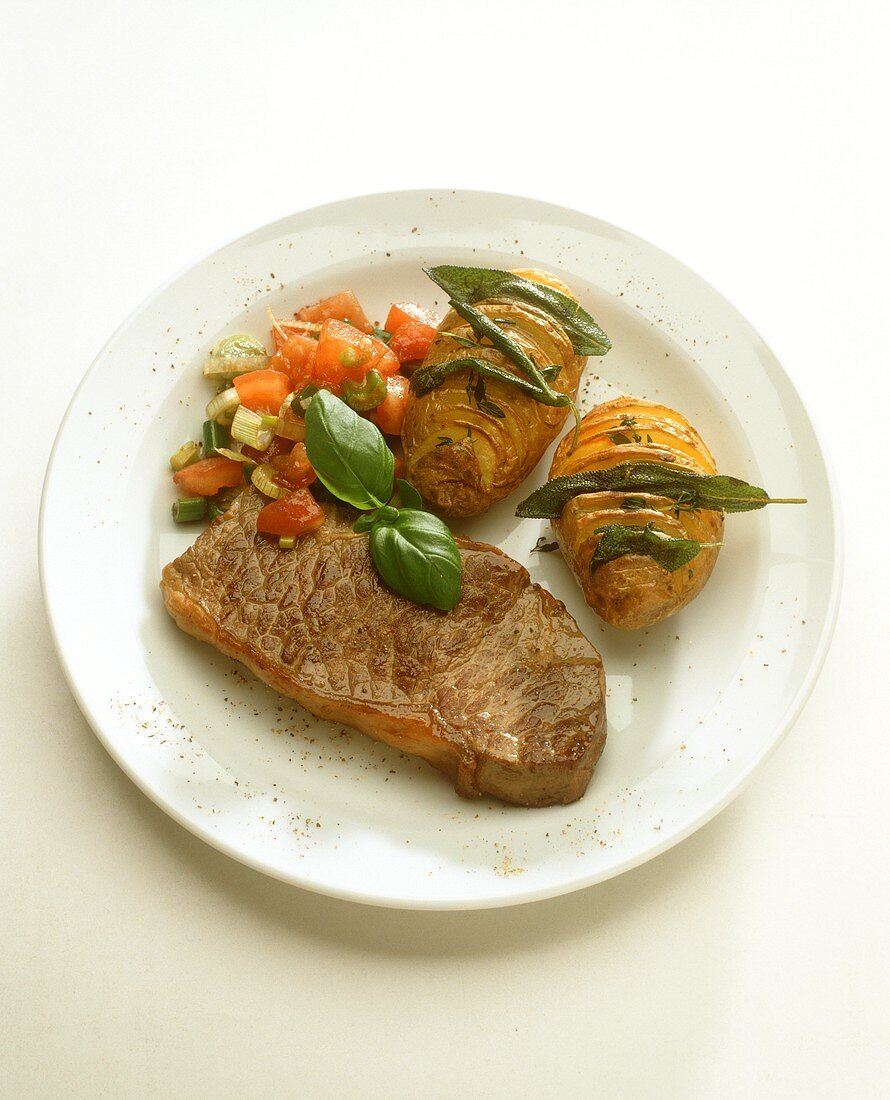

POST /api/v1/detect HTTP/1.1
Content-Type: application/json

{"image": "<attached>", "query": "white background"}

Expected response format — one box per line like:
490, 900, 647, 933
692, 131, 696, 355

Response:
2, 1, 888, 1096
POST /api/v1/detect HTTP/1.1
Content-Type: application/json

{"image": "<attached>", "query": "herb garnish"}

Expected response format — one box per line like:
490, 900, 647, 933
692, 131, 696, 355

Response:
606, 415, 643, 446
304, 390, 461, 610
412, 356, 554, 402
590, 523, 718, 574
467, 371, 505, 418
425, 266, 611, 356
531, 536, 560, 553
304, 389, 394, 510
422, 267, 611, 450
516, 462, 807, 519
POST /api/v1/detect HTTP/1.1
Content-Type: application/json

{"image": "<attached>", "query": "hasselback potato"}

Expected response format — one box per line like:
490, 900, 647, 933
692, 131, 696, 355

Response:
549, 397, 725, 629
401, 269, 586, 517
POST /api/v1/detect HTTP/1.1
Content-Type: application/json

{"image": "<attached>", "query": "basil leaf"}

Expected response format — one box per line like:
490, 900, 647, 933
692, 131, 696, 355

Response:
304, 389, 394, 510
591, 523, 712, 573
396, 478, 423, 510
369, 509, 462, 611
426, 266, 611, 356
516, 462, 806, 519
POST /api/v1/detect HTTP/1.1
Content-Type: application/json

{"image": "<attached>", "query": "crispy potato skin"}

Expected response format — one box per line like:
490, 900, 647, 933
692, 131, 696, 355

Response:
401, 270, 585, 517
551, 397, 724, 629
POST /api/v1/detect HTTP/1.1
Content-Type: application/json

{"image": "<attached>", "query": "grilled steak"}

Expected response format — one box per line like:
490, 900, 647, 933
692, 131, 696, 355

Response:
160, 489, 607, 806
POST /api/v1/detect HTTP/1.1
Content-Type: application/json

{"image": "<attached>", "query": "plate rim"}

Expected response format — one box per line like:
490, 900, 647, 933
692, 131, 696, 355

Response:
38, 188, 844, 909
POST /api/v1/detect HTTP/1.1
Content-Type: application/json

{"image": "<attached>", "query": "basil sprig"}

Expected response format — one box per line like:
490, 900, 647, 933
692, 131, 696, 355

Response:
590, 523, 717, 574
426, 266, 611, 356
304, 390, 461, 611
516, 462, 807, 519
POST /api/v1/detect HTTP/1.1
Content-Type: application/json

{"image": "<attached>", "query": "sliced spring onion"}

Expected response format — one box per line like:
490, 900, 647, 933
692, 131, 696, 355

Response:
275, 393, 307, 442
260, 413, 280, 432
343, 369, 387, 412
294, 383, 322, 413
251, 463, 288, 500
208, 501, 228, 520
279, 536, 296, 549
202, 419, 228, 458
172, 497, 207, 522
281, 316, 323, 336
267, 308, 322, 342
169, 441, 201, 472
231, 405, 272, 450
214, 446, 250, 464
203, 334, 269, 380
205, 386, 241, 424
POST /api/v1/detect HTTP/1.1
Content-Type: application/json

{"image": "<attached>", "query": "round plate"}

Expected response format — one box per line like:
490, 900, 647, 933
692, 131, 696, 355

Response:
39, 191, 841, 909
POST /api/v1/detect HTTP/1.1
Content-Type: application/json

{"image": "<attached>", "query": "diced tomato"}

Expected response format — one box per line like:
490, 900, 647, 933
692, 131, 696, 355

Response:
274, 334, 317, 387
297, 290, 373, 334
256, 489, 325, 538
267, 334, 317, 388
173, 457, 243, 496
270, 442, 316, 491
240, 435, 293, 464
388, 320, 436, 365
385, 302, 440, 334
369, 374, 410, 436
315, 319, 399, 390
234, 368, 292, 414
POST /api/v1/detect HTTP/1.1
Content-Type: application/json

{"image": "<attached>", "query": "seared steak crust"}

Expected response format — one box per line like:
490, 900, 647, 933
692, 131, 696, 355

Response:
161, 489, 606, 806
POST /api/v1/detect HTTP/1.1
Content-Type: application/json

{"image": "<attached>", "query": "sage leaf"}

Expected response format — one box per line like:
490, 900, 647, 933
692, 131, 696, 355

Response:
591, 523, 713, 573
426, 265, 611, 356
369, 509, 462, 611
449, 299, 545, 388
516, 461, 807, 519
411, 357, 546, 400
304, 389, 394, 511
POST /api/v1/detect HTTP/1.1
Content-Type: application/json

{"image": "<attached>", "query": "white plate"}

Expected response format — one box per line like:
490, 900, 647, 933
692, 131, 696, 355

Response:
39, 191, 841, 909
